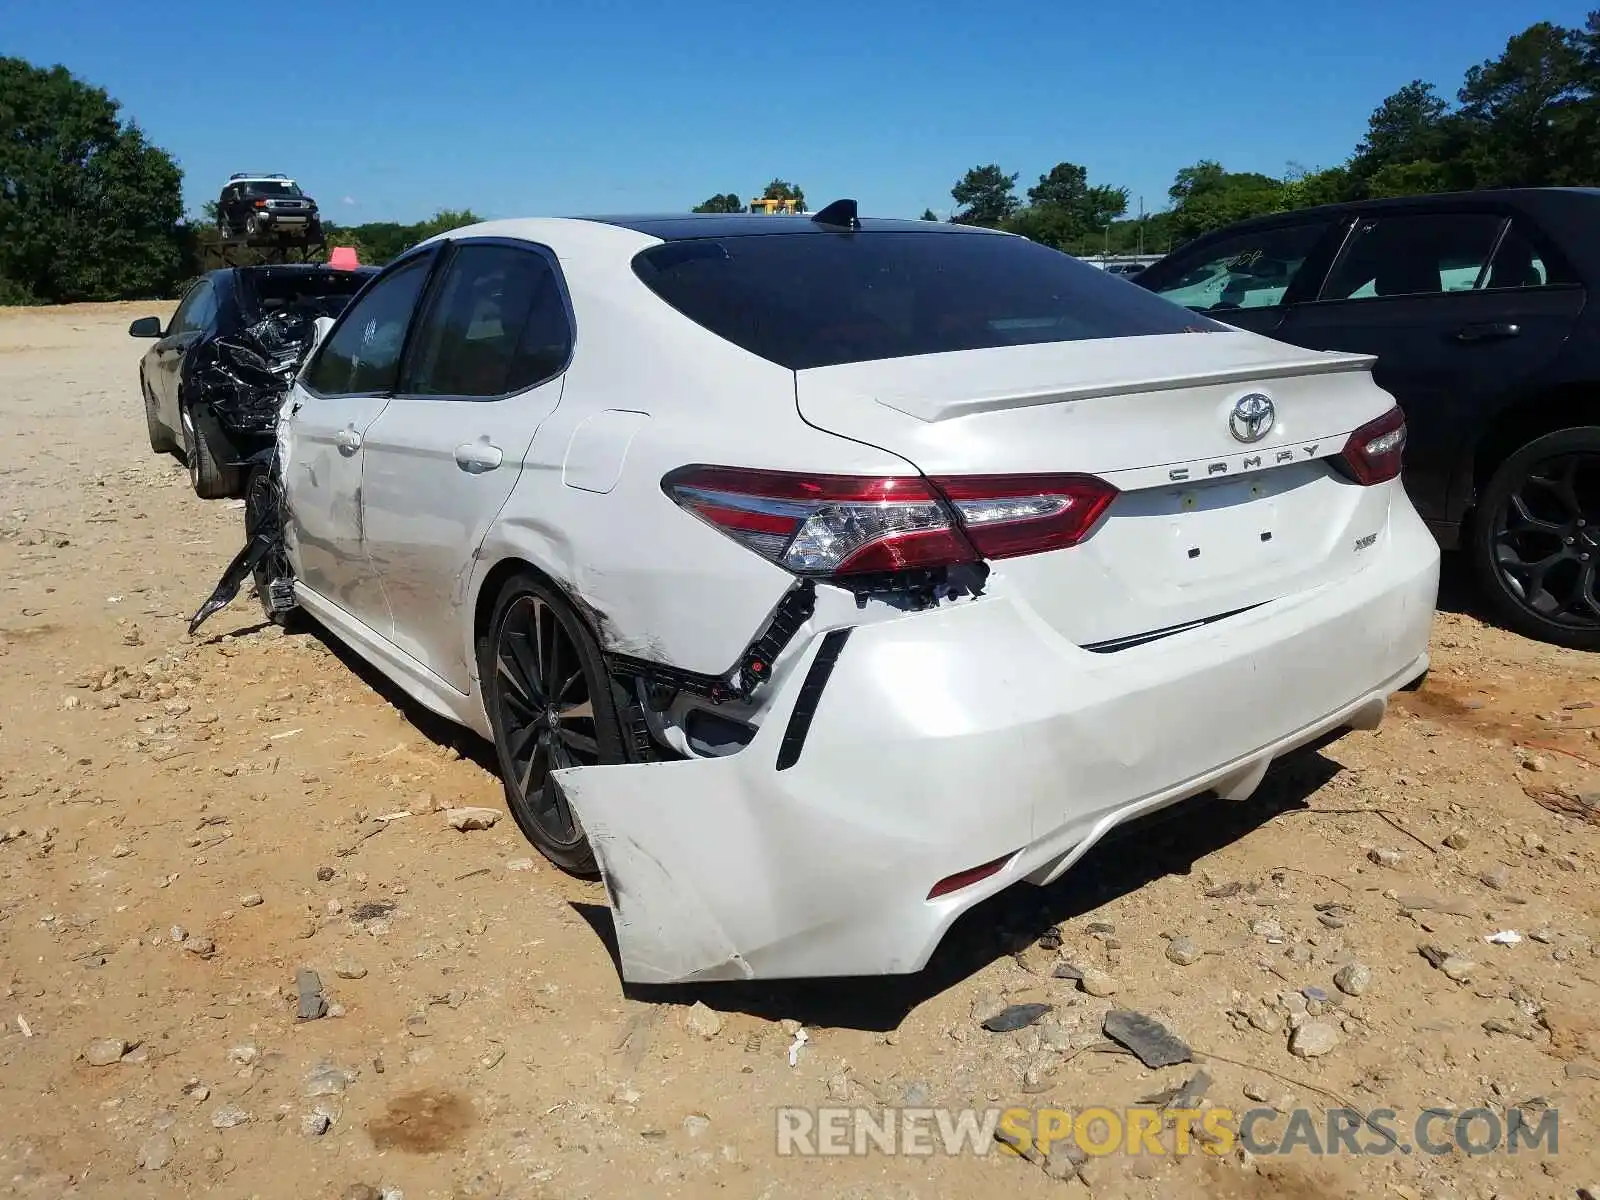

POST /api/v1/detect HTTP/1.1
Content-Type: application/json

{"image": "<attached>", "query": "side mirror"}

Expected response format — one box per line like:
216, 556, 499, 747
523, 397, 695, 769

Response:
128, 316, 164, 338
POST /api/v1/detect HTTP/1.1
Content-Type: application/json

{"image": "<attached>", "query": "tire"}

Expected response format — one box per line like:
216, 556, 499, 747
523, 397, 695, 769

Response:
1468, 425, 1600, 651
180, 400, 244, 499
245, 213, 263, 241
141, 371, 175, 454
478, 573, 628, 876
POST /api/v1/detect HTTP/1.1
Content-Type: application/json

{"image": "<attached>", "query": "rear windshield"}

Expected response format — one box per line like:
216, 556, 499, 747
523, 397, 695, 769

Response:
632, 231, 1223, 370
242, 269, 375, 320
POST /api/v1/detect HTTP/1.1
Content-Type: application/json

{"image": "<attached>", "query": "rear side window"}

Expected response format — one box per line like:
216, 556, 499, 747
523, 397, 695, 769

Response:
633, 232, 1223, 370
1141, 221, 1333, 312
302, 255, 432, 395
1321, 213, 1505, 300
401, 243, 573, 398
1484, 220, 1574, 289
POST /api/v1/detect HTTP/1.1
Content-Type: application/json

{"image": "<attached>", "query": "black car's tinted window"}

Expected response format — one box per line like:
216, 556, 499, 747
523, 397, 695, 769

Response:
633, 232, 1223, 370
1140, 221, 1333, 312
173, 281, 217, 334
1485, 220, 1575, 289
246, 181, 303, 198
401, 244, 572, 398
243, 269, 376, 321
1321, 213, 1505, 300
302, 256, 431, 395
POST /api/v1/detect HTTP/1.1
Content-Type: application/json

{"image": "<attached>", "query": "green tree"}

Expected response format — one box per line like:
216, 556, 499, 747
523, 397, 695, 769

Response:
412, 208, 483, 242
920, 208, 939, 221
755, 178, 807, 212
1166, 160, 1286, 240
0, 58, 184, 303
692, 193, 743, 213
1015, 161, 1129, 248
1457, 21, 1586, 186
951, 164, 1019, 227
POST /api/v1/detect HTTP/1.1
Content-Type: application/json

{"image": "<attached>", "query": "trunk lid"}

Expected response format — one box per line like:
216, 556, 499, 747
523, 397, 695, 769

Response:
795, 331, 1403, 647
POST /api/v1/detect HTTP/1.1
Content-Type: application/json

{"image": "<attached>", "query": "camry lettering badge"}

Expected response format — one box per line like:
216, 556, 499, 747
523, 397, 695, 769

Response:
1229, 393, 1275, 444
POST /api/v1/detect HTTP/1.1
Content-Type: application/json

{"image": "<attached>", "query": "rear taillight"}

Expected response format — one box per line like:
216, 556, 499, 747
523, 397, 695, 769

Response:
1335, 406, 1406, 485
661, 466, 1117, 577
933, 474, 1118, 560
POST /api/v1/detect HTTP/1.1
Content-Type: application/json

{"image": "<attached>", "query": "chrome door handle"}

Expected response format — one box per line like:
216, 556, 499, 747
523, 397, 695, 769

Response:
454, 440, 504, 473
334, 428, 362, 455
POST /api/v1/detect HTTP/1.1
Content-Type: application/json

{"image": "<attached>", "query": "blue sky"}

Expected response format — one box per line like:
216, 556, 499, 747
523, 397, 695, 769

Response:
3, 1, 1586, 224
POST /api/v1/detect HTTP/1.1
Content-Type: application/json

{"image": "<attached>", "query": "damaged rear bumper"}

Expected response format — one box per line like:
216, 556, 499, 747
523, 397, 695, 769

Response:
558, 504, 1439, 985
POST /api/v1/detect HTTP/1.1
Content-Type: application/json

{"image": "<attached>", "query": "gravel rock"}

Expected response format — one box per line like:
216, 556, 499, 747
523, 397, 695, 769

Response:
1165, 936, 1201, 966
1479, 865, 1510, 890
334, 959, 368, 980
1367, 847, 1407, 868
305, 1061, 358, 1097
296, 967, 328, 1020
446, 807, 501, 832
1102, 1009, 1191, 1068
82, 1037, 127, 1066
1442, 831, 1470, 850
316, 866, 335, 882
1243, 1080, 1273, 1102
302, 1110, 334, 1137
1289, 1020, 1340, 1059
211, 1104, 250, 1129
683, 1113, 711, 1138
1250, 918, 1284, 939
1334, 963, 1372, 997
239, 893, 263, 907
982, 1003, 1053, 1033
1441, 956, 1477, 983
184, 936, 216, 959
684, 1001, 723, 1040
1077, 966, 1119, 997
136, 1132, 174, 1170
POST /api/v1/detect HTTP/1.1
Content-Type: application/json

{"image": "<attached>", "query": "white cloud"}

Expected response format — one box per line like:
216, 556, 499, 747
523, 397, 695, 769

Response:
342, 196, 357, 206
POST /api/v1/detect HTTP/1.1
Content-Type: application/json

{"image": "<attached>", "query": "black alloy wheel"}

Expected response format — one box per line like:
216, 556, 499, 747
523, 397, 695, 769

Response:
1472, 426, 1600, 651
481, 575, 625, 875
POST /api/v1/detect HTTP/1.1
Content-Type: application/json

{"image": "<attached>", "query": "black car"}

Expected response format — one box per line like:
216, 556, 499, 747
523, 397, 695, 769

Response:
129, 264, 378, 498
216, 174, 324, 245
1137, 188, 1600, 650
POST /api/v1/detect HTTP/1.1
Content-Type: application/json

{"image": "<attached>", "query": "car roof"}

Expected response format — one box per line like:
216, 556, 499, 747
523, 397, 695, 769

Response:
409, 213, 1007, 266
580, 213, 1002, 239
1184, 186, 1599, 238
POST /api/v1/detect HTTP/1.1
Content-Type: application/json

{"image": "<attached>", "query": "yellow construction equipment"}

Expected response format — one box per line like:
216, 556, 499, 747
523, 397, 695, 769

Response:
749, 196, 801, 214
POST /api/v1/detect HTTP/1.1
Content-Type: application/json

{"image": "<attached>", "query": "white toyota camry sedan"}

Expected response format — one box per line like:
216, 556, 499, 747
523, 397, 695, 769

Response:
253, 201, 1438, 984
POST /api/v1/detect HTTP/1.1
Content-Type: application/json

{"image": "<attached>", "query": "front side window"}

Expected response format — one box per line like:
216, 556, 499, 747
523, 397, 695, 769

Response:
401, 244, 573, 398
302, 255, 432, 395
1321, 213, 1506, 301
1141, 222, 1333, 313
634, 231, 1223, 371
174, 281, 216, 333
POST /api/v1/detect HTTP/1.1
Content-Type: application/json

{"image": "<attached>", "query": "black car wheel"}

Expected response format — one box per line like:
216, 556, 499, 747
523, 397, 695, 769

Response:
1470, 426, 1600, 651
479, 573, 627, 875
179, 400, 244, 499
141, 371, 175, 454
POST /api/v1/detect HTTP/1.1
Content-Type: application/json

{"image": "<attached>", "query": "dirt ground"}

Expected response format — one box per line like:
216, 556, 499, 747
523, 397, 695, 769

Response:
1, 303, 1597, 1200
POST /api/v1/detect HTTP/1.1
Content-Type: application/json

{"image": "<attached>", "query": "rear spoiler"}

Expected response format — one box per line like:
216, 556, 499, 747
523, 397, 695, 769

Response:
876, 351, 1378, 423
